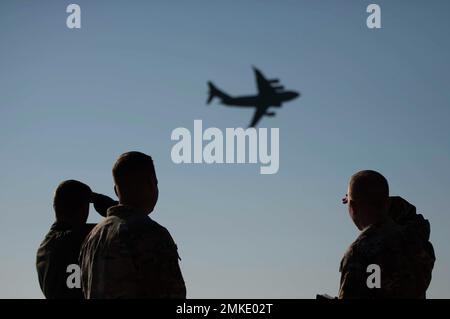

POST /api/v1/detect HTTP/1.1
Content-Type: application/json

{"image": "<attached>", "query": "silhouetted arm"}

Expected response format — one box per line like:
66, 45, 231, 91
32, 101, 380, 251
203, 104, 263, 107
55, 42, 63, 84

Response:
338, 253, 371, 299
91, 193, 118, 217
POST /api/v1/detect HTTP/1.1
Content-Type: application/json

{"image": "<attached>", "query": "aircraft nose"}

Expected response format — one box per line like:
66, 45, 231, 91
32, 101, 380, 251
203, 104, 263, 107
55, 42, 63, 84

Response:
291, 91, 300, 99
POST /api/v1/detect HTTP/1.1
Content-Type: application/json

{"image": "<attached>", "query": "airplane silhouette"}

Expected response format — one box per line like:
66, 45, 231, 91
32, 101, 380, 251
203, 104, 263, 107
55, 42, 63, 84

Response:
207, 67, 300, 127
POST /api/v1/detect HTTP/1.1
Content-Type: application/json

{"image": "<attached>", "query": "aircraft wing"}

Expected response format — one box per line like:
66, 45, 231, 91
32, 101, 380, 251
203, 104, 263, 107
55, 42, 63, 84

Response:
253, 67, 277, 96
249, 105, 269, 128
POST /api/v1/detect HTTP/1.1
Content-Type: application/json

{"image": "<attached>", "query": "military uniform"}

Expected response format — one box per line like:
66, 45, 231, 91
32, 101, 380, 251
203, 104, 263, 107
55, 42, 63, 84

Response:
80, 205, 186, 299
339, 197, 435, 299
36, 222, 95, 299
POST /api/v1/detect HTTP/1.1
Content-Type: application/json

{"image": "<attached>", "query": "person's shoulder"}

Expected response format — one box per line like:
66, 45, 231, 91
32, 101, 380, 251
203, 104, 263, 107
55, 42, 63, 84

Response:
340, 238, 362, 272
83, 216, 121, 248
147, 218, 171, 235
136, 218, 175, 244
37, 226, 59, 257
340, 225, 384, 271
39, 222, 93, 250
351, 220, 402, 261
134, 218, 179, 253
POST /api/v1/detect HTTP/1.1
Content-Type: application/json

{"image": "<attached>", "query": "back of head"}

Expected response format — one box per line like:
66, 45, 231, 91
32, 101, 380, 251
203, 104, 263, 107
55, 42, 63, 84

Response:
113, 151, 158, 214
348, 170, 390, 229
53, 180, 91, 225
349, 170, 389, 211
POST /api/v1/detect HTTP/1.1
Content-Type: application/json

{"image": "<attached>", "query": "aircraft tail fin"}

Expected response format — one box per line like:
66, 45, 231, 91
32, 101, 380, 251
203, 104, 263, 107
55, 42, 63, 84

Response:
207, 81, 229, 104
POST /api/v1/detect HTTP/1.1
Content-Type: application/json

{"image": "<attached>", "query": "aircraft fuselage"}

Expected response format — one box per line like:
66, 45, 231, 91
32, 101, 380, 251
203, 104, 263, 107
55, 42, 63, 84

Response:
222, 91, 299, 108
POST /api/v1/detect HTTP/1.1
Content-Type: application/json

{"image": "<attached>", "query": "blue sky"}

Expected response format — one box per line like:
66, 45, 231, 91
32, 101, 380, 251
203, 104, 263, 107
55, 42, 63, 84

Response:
1, 0, 449, 298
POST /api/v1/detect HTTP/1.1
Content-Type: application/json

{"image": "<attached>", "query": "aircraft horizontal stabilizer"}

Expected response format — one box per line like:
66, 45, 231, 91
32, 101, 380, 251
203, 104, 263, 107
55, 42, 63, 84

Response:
273, 85, 284, 91
207, 81, 230, 104
207, 81, 215, 104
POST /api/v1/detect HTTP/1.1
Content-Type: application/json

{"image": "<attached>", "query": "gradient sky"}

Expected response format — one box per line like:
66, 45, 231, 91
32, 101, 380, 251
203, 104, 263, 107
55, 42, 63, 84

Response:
1, 0, 449, 298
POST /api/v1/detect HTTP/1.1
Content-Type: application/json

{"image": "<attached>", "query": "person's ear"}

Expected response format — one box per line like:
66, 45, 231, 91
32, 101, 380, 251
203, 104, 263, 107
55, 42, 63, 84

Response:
349, 200, 358, 214
114, 185, 118, 198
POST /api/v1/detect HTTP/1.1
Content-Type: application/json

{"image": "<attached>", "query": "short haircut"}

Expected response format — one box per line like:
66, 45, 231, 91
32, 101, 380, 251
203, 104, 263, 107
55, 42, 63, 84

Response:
113, 151, 157, 189
349, 170, 389, 210
53, 180, 91, 220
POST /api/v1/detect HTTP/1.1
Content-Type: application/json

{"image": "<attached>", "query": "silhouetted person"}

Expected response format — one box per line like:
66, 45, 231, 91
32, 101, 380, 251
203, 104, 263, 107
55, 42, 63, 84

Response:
36, 180, 117, 299
80, 151, 186, 298
339, 170, 435, 298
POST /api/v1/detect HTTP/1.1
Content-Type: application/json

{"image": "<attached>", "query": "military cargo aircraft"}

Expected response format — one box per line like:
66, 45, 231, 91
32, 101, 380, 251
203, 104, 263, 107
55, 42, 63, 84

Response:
207, 67, 300, 127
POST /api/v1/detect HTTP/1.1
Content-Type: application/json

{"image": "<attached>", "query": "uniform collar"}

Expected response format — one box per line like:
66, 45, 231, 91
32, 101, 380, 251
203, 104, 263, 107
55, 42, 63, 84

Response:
107, 204, 149, 218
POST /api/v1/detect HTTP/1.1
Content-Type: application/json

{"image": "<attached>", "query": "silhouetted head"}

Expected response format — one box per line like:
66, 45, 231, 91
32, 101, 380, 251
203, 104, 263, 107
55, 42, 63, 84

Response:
113, 151, 158, 214
53, 180, 91, 226
346, 170, 389, 230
